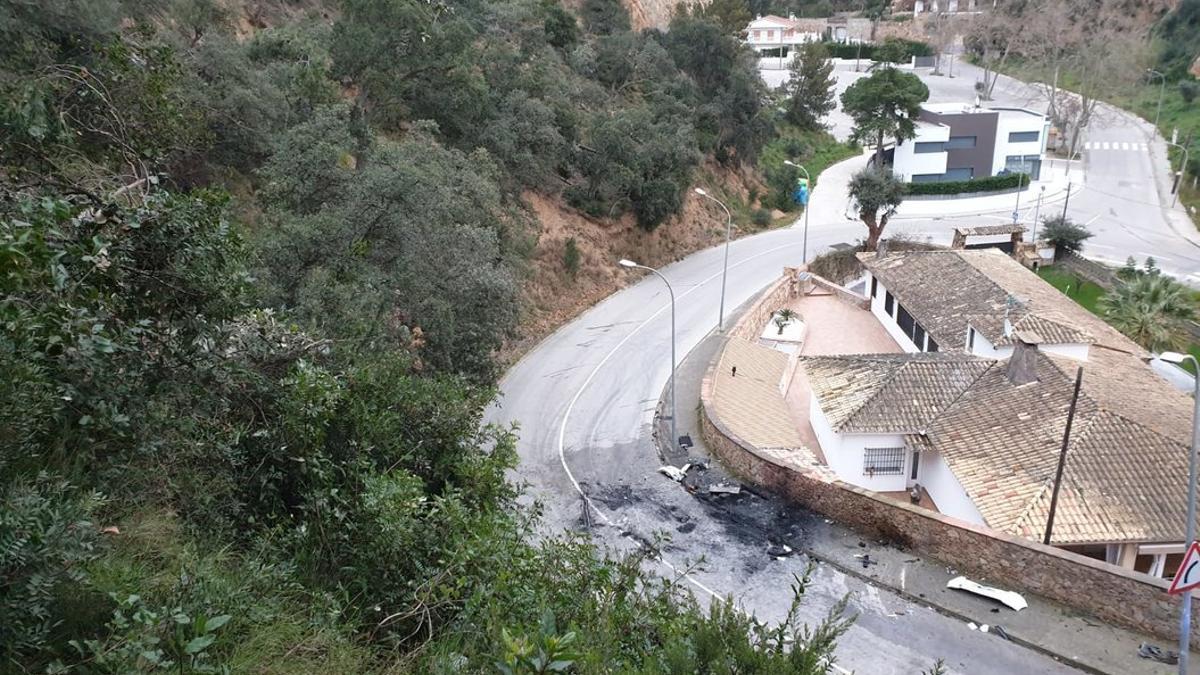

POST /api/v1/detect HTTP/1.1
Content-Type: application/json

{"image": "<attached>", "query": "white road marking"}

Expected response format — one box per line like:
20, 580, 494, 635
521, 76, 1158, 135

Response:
1101, 141, 1111, 150
900, 566, 907, 592
1084, 213, 1103, 226
1140, 143, 1149, 151
1121, 142, 1131, 150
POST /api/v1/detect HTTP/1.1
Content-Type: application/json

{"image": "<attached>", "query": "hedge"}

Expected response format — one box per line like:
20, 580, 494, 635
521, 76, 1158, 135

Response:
821, 38, 934, 62
905, 172, 1030, 196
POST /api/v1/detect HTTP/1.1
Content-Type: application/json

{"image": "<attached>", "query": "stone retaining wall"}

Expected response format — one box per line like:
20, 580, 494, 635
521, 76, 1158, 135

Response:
809, 273, 869, 310
700, 273, 1200, 644
728, 274, 794, 342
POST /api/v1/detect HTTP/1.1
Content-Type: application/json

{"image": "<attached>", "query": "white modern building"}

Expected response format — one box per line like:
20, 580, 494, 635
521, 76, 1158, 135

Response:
890, 103, 1049, 183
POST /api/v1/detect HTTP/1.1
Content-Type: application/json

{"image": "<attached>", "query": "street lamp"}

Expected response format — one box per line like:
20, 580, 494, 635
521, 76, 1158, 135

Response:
1159, 350, 1200, 675
694, 188, 733, 331
783, 160, 811, 264
619, 259, 678, 452
1148, 69, 1166, 133
1166, 137, 1190, 209
1031, 184, 1046, 245
1012, 175, 1024, 225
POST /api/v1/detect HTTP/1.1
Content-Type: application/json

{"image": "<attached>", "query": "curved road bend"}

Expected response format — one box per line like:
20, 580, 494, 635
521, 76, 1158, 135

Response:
486, 224, 1081, 674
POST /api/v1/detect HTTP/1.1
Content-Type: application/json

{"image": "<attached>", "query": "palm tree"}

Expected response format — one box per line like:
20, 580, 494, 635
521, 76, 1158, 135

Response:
1099, 274, 1198, 352
775, 308, 799, 335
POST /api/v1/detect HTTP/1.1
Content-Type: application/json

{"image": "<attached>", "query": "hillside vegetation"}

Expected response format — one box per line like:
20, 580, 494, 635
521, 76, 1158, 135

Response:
0, 0, 856, 672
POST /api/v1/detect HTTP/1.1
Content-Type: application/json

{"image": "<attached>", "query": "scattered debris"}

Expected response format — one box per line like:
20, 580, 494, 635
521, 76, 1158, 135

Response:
1137, 643, 1179, 664
967, 622, 978, 631
854, 553, 878, 568
708, 483, 742, 496
904, 558, 919, 564
100, 526, 120, 535
979, 624, 990, 633
858, 541, 866, 548
658, 465, 687, 482
992, 625, 1012, 641
767, 543, 794, 558
678, 434, 694, 450
824, 518, 832, 524
990, 608, 1000, 613
676, 521, 696, 534
946, 576, 1028, 611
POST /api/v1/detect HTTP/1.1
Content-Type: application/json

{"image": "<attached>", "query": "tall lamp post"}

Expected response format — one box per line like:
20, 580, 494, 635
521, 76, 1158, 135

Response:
695, 188, 732, 331
619, 259, 677, 452
1160, 350, 1200, 675
1166, 137, 1190, 209
1148, 69, 1166, 132
784, 160, 811, 263
1031, 184, 1046, 245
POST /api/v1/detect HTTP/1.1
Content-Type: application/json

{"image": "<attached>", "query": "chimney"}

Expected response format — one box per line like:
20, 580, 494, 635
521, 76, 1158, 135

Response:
1006, 330, 1041, 386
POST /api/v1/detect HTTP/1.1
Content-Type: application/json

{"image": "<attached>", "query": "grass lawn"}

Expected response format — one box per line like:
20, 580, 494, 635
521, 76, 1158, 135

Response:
1038, 266, 1200, 374
1036, 267, 1107, 315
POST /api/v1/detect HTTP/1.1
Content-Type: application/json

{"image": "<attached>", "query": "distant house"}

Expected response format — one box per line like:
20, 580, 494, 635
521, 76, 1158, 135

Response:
911, 0, 984, 13
745, 15, 821, 57
891, 103, 1049, 183
803, 249, 1197, 579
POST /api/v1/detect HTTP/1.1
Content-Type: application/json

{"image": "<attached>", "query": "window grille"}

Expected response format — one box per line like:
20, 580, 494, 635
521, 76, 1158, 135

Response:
864, 447, 905, 476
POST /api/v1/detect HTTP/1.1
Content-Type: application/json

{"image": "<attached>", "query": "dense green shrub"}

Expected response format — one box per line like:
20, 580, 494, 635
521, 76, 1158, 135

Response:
563, 237, 581, 277
821, 38, 934, 62
905, 172, 1029, 195
752, 208, 773, 226
1041, 215, 1093, 258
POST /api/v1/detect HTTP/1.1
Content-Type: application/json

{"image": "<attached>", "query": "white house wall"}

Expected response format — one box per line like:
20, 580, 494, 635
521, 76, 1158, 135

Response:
892, 124, 949, 183
918, 445, 987, 526
1041, 342, 1089, 362
868, 275, 922, 353
810, 396, 910, 492
991, 110, 1049, 175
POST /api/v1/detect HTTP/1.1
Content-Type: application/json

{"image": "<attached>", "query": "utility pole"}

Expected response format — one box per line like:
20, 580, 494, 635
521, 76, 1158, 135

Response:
1044, 367, 1083, 546
1061, 182, 1072, 220
1031, 185, 1046, 244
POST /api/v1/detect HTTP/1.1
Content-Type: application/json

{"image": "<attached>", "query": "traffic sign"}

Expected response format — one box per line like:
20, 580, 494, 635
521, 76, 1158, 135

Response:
1167, 541, 1200, 595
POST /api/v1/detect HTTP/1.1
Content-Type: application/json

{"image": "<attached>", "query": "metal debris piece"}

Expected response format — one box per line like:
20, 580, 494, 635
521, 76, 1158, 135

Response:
658, 465, 686, 482
1137, 643, 1178, 664
766, 543, 794, 558
708, 483, 742, 495
992, 625, 1012, 641
946, 576, 1028, 611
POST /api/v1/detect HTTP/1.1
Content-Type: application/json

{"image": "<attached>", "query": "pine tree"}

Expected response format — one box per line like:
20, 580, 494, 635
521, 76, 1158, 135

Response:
783, 42, 835, 130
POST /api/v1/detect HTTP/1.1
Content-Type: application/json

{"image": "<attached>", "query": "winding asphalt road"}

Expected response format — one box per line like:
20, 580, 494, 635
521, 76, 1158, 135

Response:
486, 224, 1081, 673
485, 61, 1197, 673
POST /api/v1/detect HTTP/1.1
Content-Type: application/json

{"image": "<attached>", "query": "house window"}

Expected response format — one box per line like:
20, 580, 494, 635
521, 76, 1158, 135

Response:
927, 336, 939, 352
946, 136, 977, 149
967, 327, 976, 350
943, 167, 974, 181
884, 291, 895, 316
1008, 131, 1040, 143
914, 141, 945, 154
913, 323, 927, 351
870, 276, 878, 298
911, 173, 944, 183
864, 447, 905, 476
1005, 154, 1042, 180
896, 303, 915, 338
910, 449, 920, 480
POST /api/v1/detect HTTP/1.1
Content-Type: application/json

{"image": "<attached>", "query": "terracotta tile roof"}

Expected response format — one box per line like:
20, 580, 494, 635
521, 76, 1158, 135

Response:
804, 353, 992, 434
954, 225, 1026, 236
922, 351, 1194, 545
859, 249, 1144, 355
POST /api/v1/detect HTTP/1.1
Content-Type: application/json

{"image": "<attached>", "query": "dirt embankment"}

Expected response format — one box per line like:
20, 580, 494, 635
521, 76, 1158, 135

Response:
504, 161, 765, 360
